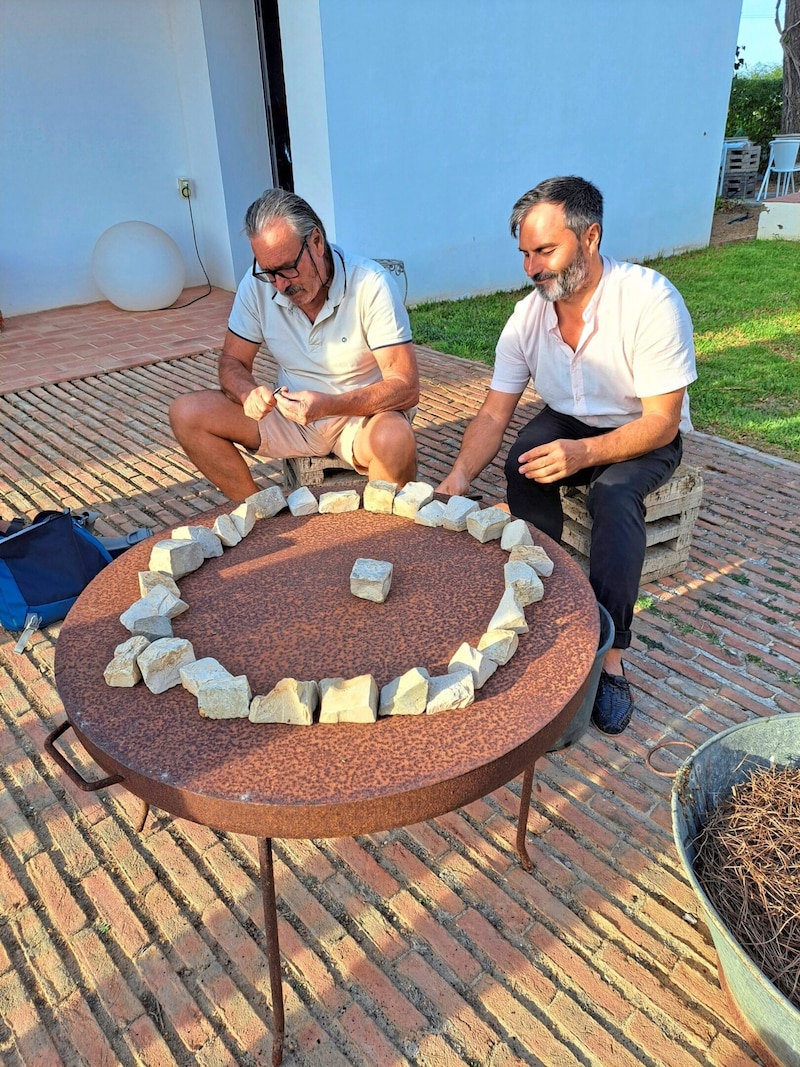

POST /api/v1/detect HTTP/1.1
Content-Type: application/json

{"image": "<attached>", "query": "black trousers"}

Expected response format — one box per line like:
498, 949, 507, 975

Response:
504, 406, 682, 649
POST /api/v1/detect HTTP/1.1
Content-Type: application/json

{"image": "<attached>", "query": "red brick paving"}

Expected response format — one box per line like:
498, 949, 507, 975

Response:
1, 299, 798, 1064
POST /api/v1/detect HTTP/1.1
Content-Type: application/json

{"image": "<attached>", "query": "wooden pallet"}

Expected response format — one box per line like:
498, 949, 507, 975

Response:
559, 464, 704, 584
282, 453, 366, 491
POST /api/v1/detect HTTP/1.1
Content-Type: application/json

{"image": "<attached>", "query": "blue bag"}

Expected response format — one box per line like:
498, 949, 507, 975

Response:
0, 510, 113, 631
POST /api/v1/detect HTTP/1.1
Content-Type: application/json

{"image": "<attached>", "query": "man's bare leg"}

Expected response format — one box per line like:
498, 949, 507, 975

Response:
353, 411, 417, 486
170, 391, 263, 501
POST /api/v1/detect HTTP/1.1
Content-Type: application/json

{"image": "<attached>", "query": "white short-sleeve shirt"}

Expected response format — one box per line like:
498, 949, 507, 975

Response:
491, 256, 697, 433
228, 244, 411, 394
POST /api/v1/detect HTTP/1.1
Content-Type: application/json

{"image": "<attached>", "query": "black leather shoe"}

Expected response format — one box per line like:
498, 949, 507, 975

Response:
591, 671, 634, 735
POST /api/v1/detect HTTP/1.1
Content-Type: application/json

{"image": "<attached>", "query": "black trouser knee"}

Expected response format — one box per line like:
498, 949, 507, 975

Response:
504, 406, 682, 649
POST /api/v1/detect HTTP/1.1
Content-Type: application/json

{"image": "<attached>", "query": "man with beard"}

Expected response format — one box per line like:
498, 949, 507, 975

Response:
170, 189, 419, 500
437, 176, 696, 735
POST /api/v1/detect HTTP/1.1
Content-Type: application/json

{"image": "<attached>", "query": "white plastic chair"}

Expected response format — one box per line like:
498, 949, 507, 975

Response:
756, 138, 800, 200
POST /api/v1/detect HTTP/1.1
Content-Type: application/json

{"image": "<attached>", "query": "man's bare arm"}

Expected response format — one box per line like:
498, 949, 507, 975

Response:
218, 330, 279, 421
437, 388, 524, 497
517, 388, 686, 483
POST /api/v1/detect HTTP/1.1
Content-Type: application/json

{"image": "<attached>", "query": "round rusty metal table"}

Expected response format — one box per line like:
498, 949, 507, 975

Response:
51, 497, 599, 1064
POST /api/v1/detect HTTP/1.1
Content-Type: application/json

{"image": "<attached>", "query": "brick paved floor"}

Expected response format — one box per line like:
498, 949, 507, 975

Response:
2, 299, 799, 1065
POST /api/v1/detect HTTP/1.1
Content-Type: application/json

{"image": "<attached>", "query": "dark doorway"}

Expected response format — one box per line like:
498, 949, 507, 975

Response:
254, 0, 294, 190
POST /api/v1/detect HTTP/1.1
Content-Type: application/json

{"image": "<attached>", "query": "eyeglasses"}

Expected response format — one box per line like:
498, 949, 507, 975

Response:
252, 235, 309, 284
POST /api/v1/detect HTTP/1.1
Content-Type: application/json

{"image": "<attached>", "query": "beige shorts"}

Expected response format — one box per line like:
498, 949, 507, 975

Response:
255, 408, 416, 474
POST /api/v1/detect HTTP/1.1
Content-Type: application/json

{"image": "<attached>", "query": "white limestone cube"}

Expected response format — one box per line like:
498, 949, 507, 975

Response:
179, 657, 232, 696
119, 586, 188, 631
425, 670, 475, 713
247, 485, 288, 518
286, 486, 318, 516
138, 571, 181, 598
509, 544, 554, 577
363, 480, 397, 514
448, 642, 498, 690
442, 496, 480, 532
350, 558, 394, 603
319, 675, 378, 723
319, 489, 361, 513
128, 615, 173, 641
249, 678, 319, 725
414, 500, 446, 528
392, 481, 434, 519
137, 638, 196, 694
501, 518, 535, 551
171, 525, 223, 559
504, 560, 544, 606
148, 538, 205, 578
212, 513, 242, 547
486, 586, 529, 634
378, 667, 429, 716
477, 629, 519, 666
104, 635, 150, 688
466, 506, 511, 543
230, 500, 257, 537
197, 674, 252, 719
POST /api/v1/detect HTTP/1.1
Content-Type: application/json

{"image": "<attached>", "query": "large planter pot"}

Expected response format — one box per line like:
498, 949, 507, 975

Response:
672, 714, 800, 1067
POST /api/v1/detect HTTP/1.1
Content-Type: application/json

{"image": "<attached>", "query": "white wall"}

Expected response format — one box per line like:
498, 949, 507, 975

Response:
0, 0, 270, 315
284, 0, 742, 303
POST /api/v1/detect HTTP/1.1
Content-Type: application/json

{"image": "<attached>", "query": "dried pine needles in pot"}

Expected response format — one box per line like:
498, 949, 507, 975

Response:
692, 764, 800, 1008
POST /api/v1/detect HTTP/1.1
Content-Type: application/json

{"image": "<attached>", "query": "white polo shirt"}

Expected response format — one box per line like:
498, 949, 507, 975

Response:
491, 256, 697, 433
228, 245, 411, 395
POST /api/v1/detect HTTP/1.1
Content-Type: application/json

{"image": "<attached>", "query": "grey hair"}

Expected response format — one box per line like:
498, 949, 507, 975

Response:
509, 176, 603, 246
244, 188, 328, 244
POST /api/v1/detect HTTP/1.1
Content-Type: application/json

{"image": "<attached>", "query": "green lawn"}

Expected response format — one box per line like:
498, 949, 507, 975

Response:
409, 240, 800, 461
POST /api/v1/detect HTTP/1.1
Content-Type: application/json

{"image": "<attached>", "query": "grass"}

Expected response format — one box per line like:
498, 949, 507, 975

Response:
408, 239, 800, 461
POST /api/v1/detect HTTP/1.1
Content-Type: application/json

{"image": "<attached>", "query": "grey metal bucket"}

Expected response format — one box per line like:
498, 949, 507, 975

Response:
671, 714, 800, 1067
548, 602, 614, 752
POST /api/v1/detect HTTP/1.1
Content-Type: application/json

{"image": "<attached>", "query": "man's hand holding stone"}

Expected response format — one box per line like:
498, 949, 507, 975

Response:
243, 386, 278, 422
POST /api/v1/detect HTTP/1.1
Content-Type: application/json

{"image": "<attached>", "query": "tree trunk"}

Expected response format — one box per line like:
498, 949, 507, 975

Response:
777, 0, 800, 132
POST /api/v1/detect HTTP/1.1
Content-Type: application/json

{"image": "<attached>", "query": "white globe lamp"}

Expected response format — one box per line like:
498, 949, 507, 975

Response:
92, 221, 186, 311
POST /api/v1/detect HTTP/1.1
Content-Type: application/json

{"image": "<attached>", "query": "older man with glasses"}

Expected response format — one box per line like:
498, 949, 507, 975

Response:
170, 189, 419, 500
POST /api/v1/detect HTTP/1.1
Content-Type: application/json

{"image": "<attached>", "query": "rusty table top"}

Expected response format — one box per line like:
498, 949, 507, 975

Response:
54, 497, 599, 840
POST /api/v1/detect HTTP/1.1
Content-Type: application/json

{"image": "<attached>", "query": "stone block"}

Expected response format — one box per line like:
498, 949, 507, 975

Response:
487, 587, 529, 634
508, 544, 554, 577
466, 506, 511, 543
128, 615, 174, 641
425, 670, 475, 713
501, 519, 534, 550
477, 629, 519, 665
350, 558, 394, 603
286, 486, 318, 516
414, 500, 446, 528
248, 485, 288, 518
119, 586, 188, 632
137, 638, 196, 694
378, 667, 429, 716
196, 674, 252, 719
104, 635, 150, 687
393, 481, 434, 519
448, 642, 498, 689
171, 525, 223, 559
319, 674, 378, 723
212, 513, 242, 547
148, 538, 205, 578
363, 480, 397, 514
319, 489, 361, 514
250, 678, 319, 725
504, 560, 544, 606
179, 657, 232, 696
138, 571, 181, 598
442, 495, 480, 531
230, 500, 256, 537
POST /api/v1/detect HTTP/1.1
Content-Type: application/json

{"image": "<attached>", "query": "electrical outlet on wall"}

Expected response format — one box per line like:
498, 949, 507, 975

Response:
178, 179, 191, 198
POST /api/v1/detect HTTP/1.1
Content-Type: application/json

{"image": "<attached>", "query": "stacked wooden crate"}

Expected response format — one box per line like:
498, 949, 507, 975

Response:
559, 464, 704, 584
721, 142, 761, 199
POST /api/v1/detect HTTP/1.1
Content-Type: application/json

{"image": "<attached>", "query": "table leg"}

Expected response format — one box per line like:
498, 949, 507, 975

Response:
258, 837, 285, 1067
516, 765, 536, 871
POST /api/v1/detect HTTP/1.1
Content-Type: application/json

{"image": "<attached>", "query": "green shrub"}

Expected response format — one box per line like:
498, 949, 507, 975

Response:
725, 66, 783, 153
